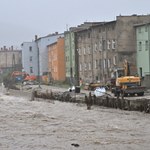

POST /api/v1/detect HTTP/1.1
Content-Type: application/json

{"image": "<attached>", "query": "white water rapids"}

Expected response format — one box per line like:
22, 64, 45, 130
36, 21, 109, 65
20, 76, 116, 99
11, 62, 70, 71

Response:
0, 87, 150, 150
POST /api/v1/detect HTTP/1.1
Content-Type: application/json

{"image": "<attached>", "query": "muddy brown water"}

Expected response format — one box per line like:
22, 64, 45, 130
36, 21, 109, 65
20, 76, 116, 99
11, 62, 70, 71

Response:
0, 90, 150, 150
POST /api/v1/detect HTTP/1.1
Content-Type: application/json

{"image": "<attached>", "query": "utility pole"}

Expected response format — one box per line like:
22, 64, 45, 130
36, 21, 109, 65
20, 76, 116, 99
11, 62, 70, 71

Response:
37, 45, 41, 88
69, 31, 73, 86
148, 23, 150, 74
91, 27, 94, 82
75, 32, 79, 86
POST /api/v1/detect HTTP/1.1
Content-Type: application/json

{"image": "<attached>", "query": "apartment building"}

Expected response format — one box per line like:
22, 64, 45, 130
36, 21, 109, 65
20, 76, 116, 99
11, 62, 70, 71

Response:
21, 41, 38, 75
135, 22, 150, 77
135, 22, 150, 88
0, 46, 22, 74
64, 30, 76, 84
48, 37, 65, 81
75, 15, 150, 84
64, 22, 102, 85
21, 33, 64, 76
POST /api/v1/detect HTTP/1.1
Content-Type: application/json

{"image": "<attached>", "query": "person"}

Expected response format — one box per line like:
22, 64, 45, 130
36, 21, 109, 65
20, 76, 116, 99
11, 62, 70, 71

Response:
3, 78, 10, 93
85, 92, 93, 110
79, 78, 83, 87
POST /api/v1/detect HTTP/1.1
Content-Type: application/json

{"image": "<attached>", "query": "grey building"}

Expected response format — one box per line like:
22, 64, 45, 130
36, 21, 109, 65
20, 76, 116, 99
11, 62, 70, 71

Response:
64, 22, 103, 85
0, 46, 22, 74
0, 46, 22, 82
75, 15, 150, 84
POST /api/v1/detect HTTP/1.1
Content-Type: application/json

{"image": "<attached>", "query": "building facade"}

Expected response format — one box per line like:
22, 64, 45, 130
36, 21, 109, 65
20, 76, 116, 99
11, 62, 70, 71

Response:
0, 46, 22, 74
135, 23, 150, 77
21, 33, 64, 76
75, 15, 150, 84
21, 41, 38, 75
64, 29, 77, 85
48, 37, 65, 81
64, 23, 102, 85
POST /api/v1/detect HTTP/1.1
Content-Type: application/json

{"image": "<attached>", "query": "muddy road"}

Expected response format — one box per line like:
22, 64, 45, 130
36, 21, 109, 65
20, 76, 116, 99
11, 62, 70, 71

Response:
0, 90, 150, 150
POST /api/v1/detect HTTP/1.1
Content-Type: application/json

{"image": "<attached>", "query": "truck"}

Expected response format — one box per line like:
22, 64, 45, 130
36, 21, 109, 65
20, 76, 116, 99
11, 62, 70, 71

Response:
111, 60, 146, 97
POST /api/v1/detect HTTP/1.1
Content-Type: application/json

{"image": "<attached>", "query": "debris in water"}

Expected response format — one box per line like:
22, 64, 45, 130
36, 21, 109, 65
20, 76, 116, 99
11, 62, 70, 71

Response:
71, 143, 80, 147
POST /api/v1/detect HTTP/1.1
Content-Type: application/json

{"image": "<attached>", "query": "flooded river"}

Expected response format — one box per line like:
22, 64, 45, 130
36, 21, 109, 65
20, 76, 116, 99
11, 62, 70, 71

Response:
0, 91, 150, 150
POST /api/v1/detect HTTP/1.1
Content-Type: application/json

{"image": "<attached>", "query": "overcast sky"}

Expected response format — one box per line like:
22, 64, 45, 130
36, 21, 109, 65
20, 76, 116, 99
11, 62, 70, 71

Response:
0, 0, 150, 49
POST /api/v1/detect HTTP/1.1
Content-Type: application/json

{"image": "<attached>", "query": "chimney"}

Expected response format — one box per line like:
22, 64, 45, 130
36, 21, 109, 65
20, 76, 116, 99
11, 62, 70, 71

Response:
35, 35, 38, 40
11, 46, 13, 51
3, 46, 6, 50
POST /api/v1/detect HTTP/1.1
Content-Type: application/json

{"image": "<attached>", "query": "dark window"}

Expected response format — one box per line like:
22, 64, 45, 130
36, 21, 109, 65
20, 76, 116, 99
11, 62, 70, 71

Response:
30, 56, 32, 61
29, 46, 32, 52
88, 33, 90, 38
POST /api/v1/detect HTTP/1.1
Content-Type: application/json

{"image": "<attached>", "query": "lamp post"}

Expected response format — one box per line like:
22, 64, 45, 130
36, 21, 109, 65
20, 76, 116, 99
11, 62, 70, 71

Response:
76, 48, 79, 86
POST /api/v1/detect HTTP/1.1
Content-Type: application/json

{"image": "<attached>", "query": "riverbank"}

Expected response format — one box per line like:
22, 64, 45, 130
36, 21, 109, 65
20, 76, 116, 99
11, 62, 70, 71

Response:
4, 84, 150, 113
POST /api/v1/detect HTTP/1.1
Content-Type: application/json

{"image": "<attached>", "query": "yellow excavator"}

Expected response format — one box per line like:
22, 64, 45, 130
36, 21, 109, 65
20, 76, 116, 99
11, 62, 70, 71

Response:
112, 60, 146, 97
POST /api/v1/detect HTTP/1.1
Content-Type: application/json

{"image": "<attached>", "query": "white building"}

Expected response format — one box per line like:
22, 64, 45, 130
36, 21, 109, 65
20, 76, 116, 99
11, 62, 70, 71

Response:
21, 33, 64, 76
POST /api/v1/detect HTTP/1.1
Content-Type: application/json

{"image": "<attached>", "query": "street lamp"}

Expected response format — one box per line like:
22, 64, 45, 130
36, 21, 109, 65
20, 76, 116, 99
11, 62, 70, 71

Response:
76, 48, 80, 86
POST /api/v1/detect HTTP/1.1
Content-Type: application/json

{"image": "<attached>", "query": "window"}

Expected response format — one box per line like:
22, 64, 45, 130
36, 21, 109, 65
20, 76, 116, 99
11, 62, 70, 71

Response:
94, 43, 98, 51
107, 59, 111, 68
103, 59, 107, 68
83, 47, 86, 55
99, 28, 101, 33
88, 46, 91, 54
145, 41, 148, 50
79, 63, 82, 71
84, 63, 87, 70
29, 46, 32, 52
78, 48, 81, 55
99, 41, 102, 51
113, 56, 117, 65
94, 60, 98, 69
99, 59, 102, 68
112, 39, 116, 49
139, 42, 142, 51
89, 62, 91, 70
102, 40, 106, 50
107, 40, 111, 50
29, 56, 32, 62
145, 26, 148, 32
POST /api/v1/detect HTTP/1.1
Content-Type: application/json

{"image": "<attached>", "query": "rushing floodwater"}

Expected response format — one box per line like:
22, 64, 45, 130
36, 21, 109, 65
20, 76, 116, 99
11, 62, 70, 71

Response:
0, 91, 150, 150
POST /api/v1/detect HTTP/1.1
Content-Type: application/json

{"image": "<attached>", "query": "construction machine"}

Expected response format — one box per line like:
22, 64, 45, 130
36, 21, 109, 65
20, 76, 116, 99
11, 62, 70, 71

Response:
42, 72, 53, 85
11, 71, 36, 82
111, 60, 146, 97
